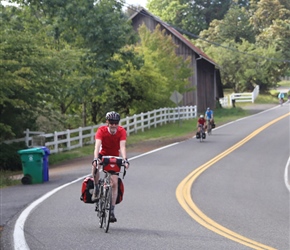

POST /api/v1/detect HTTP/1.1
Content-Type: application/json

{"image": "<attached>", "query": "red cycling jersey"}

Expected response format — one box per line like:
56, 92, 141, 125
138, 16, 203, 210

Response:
95, 125, 127, 156
198, 118, 206, 125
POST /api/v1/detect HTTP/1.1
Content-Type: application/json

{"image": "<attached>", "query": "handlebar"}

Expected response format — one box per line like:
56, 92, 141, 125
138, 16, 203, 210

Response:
98, 156, 127, 179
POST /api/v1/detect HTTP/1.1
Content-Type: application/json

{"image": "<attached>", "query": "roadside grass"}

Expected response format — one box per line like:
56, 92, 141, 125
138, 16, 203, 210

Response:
0, 170, 21, 188
3, 89, 281, 188
48, 106, 249, 166
30, 85, 289, 170
253, 93, 279, 104
277, 80, 290, 87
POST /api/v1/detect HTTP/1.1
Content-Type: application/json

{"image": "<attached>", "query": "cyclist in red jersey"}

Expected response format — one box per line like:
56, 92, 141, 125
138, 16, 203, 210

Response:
197, 114, 206, 133
91, 111, 129, 223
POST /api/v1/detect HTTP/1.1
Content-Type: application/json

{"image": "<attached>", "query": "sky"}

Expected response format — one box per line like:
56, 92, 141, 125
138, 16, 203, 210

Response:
125, 0, 148, 8
2, 0, 148, 8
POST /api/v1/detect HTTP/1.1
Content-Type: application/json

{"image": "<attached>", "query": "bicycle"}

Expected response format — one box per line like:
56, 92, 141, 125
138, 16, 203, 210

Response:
95, 156, 126, 233
197, 125, 206, 142
279, 98, 284, 106
206, 119, 212, 135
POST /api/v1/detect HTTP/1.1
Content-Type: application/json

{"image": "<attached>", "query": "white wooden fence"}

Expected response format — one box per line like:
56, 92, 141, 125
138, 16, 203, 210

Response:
220, 85, 259, 107
3, 106, 197, 154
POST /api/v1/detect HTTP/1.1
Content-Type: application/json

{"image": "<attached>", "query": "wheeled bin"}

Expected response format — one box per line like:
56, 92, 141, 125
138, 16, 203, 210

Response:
18, 148, 45, 184
40, 146, 50, 182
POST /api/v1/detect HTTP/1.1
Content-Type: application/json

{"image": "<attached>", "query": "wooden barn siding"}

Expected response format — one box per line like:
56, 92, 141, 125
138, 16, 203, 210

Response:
196, 60, 216, 112
169, 34, 196, 107
131, 15, 216, 111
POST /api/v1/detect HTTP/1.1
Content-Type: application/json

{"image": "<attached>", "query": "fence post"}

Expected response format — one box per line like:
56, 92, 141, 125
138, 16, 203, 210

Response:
91, 127, 95, 144
25, 129, 30, 147
148, 111, 151, 129
133, 114, 137, 133
67, 129, 71, 149
141, 113, 144, 132
54, 131, 58, 152
125, 117, 130, 136
79, 127, 83, 147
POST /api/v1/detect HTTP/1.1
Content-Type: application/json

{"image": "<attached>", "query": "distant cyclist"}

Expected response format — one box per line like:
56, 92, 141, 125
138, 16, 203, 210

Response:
205, 107, 214, 131
91, 111, 130, 223
278, 92, 284, 106
197, 115, 206, 133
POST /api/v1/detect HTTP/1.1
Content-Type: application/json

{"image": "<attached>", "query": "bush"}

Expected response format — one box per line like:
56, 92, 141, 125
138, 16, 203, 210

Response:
0, 142, 27, 171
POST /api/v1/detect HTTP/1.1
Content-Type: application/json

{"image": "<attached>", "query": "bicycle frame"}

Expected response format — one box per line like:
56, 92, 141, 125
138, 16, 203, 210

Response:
207, 119, 212, 135
96, 156, 126, 233
97, 171, 112, 232
198, 125, 205, 142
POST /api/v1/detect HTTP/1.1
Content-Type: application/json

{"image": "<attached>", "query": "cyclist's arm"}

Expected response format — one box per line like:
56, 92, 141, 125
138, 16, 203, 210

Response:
120, 140, 129, 169
94, 139, 102, 159
119, 140, 127, 159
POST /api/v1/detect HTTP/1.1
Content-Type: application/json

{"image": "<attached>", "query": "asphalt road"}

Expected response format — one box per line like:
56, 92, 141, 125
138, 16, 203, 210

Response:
1, 103, 289, 250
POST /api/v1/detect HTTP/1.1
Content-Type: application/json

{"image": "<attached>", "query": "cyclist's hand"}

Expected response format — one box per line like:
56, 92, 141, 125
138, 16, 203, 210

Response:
92, 158, 101, 167
123, 159, 130, 169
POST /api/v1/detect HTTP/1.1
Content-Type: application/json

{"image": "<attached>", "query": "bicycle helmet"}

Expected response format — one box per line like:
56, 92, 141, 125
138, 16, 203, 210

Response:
106, 111, 120, 122
200, 115, 204, 118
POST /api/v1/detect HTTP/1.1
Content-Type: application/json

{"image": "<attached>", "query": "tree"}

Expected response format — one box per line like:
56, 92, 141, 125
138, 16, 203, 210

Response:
134, 24, 192, 110
196, 0, 289, 92
98, 24, 193, 116
147, 0, 235, 35
198, 4, 255, 47
205, 39, 282, 92
10, 0, 137, 125
0, 6, 53, 139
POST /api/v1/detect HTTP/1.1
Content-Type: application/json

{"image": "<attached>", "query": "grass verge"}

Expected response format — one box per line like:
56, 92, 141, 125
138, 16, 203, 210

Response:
48, 106, 249, 166
3, 101, 276, 188
0, 170, 21, 188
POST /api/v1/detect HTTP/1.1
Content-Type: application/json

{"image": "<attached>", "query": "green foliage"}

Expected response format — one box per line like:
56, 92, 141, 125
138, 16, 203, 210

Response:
0, 142, 26, 171
197, 0, 290, 92
2, 0, 290, 146
0, 6, 49, 139
132, 24, 192, 111
147, 0, 234, 35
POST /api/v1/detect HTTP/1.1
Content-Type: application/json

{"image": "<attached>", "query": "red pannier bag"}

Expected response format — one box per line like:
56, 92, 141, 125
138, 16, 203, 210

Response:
102, 157, 122, 173
80, 177, 94, 204
116, 178, 124, 205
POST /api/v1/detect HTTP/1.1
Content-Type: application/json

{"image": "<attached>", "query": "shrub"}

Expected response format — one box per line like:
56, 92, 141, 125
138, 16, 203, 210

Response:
0, 142, 27, 171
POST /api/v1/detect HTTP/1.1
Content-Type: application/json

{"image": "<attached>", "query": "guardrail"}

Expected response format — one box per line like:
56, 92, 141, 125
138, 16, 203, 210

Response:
3, 105, 197, 154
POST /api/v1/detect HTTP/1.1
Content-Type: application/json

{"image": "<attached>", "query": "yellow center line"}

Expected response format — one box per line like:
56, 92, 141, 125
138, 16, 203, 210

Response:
176, 112, 290, 250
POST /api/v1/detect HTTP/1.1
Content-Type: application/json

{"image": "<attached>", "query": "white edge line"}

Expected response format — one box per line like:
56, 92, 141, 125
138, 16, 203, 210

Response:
129, 142, 179, 160
13, 176, 87, 250
13, 143, 180, 250
13, 104, 285, 249
284, 156, 290, 192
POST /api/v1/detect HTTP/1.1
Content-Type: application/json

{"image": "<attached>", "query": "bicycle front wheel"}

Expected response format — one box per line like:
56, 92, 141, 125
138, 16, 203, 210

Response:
98, 186, 104, 228
207, 121, 212, 134
103, 186, 112, 233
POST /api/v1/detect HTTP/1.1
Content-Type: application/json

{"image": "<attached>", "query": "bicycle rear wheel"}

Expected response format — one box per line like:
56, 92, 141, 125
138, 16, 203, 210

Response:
207, 121, 212, 134
103, 186, 112, 233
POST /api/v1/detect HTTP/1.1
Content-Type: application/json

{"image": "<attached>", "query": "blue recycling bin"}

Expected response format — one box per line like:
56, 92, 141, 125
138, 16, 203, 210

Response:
40, 147, 50, 182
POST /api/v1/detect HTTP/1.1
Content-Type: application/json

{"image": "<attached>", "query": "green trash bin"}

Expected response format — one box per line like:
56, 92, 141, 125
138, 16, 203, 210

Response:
18, 148, 45, 184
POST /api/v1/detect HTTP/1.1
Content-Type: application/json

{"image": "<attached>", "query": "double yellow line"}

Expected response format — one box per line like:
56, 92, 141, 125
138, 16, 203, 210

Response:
176, 113, 290, 250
